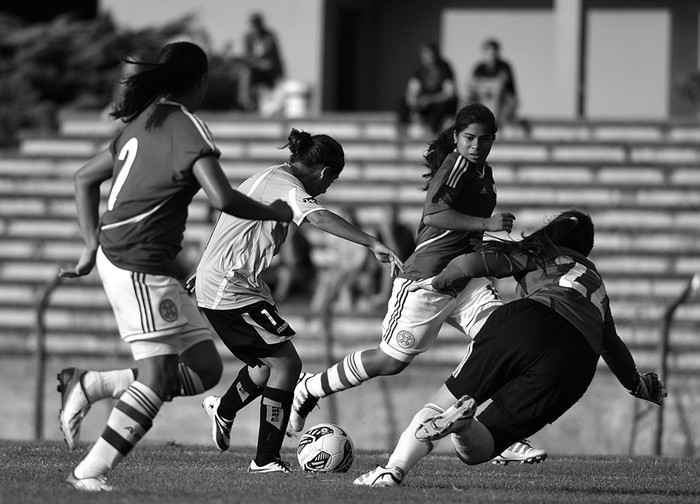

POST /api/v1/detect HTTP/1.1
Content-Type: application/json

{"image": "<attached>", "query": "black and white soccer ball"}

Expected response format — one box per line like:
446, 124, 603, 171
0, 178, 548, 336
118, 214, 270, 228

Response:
296, 423, 354, 473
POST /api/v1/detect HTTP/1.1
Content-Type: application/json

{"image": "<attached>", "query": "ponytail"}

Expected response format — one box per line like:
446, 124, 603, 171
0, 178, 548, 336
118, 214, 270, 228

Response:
283, 128, 345, 175
111, 41, 208, 123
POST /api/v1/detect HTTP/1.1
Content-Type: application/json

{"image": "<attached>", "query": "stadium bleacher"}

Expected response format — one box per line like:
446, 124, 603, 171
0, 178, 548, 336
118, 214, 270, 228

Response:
2, 110, 699, 372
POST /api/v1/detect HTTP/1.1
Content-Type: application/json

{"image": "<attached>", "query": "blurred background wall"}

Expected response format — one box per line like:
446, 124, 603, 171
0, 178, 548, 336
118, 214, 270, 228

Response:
93, 0, 700, 119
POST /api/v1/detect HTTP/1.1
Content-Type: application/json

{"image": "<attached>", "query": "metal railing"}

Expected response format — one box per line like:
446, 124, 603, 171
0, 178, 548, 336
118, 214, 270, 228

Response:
33, 269, 63, 440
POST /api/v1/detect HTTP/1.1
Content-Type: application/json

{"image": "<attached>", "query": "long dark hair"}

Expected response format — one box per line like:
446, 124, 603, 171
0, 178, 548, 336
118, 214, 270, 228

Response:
421, 103, 497, 189
111, 41, 209, 123
477, 209, 595, 265
282, 128, 345, 175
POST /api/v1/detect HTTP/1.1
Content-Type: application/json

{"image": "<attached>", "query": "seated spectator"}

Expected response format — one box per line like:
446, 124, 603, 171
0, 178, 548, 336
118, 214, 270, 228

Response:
237, 12, 285, 112
398, 42, 459, 136
467, 38, 518, 124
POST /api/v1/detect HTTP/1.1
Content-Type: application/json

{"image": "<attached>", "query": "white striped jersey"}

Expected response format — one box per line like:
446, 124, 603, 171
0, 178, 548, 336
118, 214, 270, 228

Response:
400, 150, 497, 280
99, 98, 220, 276
195, 164, 325, 310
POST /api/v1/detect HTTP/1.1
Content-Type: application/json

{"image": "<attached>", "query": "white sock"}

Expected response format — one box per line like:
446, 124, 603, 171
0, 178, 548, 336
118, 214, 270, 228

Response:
386, 404, 443, 473
82, 369, 136, 401
451, 419, 495, 465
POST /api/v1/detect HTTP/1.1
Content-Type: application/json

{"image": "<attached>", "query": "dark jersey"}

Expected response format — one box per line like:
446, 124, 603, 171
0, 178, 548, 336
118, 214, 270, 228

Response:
99, 99, 220, 276
400, 151, 497, 280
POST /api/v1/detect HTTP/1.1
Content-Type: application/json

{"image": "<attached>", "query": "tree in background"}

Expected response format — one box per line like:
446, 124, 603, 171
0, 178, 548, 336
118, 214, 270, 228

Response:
0, 11, 237, 147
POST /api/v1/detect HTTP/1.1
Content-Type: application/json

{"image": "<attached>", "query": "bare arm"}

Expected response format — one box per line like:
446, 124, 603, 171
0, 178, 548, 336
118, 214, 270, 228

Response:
305, 209, 403, 275
423, 209, 515, 233
59, 149, 114, 278
193, 156, 292, 222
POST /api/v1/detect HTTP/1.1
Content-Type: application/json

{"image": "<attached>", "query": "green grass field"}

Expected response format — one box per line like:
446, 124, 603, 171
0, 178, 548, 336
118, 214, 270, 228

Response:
1, 440, 697, 504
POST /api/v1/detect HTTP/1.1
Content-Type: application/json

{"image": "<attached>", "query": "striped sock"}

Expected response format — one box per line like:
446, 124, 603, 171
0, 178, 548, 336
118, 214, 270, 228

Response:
307, 351, 370, 398
73, 381, 162, 479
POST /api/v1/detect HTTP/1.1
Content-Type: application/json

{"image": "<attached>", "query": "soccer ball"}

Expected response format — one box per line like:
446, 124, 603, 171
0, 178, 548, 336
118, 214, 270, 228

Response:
296, 423, 354, 473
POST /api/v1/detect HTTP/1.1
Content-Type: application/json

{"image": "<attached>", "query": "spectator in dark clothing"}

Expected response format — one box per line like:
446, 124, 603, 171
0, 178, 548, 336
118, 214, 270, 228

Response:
238, 12, 285, 112
467, 39, 518, 124
398, 42, 459, 136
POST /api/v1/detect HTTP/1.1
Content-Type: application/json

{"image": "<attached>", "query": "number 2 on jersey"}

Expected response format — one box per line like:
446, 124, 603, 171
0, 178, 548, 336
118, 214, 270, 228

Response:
107, 137, 138, 211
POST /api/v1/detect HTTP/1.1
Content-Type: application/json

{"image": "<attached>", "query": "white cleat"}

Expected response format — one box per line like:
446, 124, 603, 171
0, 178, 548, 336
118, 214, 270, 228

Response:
66, 472, 113, 492
289, 372, 319, 433
414, 395, 477, 442
353, 465, 405, 487
57, 367, 90, 451
202, 396, 233, 452
493, 440, 547, 465
247, 459, 292, 473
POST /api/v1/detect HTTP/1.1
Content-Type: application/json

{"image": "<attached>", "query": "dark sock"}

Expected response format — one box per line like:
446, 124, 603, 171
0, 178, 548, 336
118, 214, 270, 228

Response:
218, 366, 264, 419
255, 387, 293, 465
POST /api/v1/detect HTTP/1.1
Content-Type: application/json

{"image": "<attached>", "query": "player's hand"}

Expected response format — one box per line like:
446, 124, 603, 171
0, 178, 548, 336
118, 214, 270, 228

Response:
58, 248, 97, 278
408, 277, 438, 293
370, 242, 405, 277
486, 212, 515, 233
270, 199, 294, 222
185, 274, 196, 294
629, 372, 667, 405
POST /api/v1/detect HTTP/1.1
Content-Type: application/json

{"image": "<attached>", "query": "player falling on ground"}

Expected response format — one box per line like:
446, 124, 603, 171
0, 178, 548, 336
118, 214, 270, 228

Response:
354, 209, 667, 486
56, 41, 293, 491
194, 129, 403, 473
290, 103, 546, 464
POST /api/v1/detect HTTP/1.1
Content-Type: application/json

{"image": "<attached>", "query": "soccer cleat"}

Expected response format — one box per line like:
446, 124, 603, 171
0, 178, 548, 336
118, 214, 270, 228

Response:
353, 465, 405, 487
57, 367, 90, 451
248, 459, 292, 473
202, 396, 233, 452
289, 372, 319, 433
414, 395, 477, 442
66, 471, 113, 492
492, 440, 548, 465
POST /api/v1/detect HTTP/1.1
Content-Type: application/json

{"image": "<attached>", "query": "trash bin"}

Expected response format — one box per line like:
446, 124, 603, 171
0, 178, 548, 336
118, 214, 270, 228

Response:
283, 81, 311, 118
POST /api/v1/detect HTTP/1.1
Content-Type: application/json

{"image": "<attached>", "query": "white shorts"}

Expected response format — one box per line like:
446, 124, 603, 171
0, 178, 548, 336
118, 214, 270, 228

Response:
97, 248, 212, 360
379, 276, 503, 363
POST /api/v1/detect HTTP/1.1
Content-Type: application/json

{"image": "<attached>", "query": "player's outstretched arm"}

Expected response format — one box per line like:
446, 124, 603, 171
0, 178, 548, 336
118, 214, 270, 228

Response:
601, 318, 666, 405
193, 157, 292, 222
305, 209, 404, 276
59, 149, 113, 278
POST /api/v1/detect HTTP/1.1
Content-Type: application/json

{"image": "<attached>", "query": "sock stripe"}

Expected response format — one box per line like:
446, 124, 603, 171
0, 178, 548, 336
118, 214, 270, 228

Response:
115, 400, 153, 430
345, 354, 364, 383
102, 426, 133, 456
125, 386, 160, 417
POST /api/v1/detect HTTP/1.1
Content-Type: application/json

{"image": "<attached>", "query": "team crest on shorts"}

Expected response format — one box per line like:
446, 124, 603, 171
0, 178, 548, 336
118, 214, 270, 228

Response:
159, 299, 179, 322
396, 330, 415, 348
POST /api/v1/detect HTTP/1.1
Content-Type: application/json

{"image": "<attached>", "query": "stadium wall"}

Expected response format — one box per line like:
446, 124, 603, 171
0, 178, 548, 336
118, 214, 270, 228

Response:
99, 0, 700, 119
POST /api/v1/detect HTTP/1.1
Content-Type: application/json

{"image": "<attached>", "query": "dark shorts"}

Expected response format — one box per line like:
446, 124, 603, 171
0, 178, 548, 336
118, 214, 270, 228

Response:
445, 298, 599, 454
201, 301, 295, 367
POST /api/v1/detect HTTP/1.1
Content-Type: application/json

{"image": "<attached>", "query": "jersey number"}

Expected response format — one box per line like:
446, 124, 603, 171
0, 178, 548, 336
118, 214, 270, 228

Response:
107, 137, 139, 211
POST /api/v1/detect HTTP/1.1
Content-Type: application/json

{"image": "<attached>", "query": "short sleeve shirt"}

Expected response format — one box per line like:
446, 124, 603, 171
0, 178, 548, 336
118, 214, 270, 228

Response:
195, 164, 324, 310
99, 99, 220, 276
400, 151, 497, 280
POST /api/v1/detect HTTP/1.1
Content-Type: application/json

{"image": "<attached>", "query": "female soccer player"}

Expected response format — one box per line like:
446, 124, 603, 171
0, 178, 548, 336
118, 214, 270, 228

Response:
195, 128, 402, 473
290, 103, 541, 463
57, 41, 293, 491
355, 209, 667, 486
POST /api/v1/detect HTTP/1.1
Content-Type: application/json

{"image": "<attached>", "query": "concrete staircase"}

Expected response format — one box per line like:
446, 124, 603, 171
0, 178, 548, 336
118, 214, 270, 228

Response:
2, 110, 699, 372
